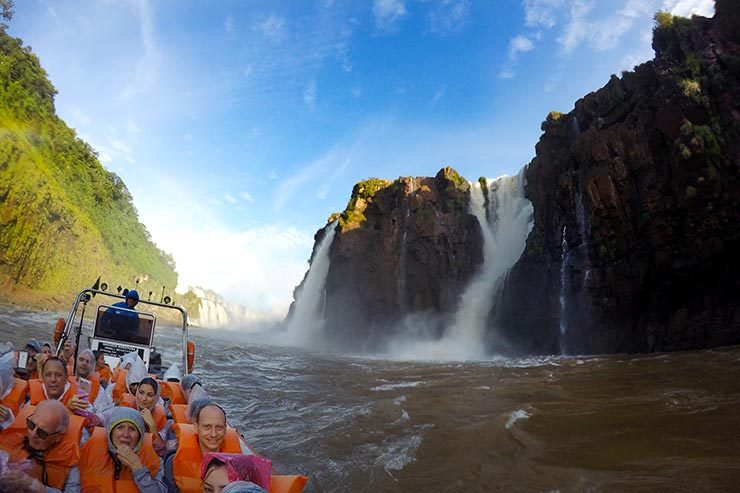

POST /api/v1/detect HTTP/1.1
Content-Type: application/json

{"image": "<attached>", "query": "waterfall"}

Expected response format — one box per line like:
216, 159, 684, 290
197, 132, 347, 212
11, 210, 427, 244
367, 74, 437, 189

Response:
196, 298, 229, 328
391, 171, 533, 360
397, 224, 409, 311
559, 226, 569, 353
285, 221, 338, 345
397, 179, 415, 312
447, 173, 533, 356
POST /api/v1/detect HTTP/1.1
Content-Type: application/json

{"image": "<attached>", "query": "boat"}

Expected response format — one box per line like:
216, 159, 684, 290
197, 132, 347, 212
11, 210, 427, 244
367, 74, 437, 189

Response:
54, 287, 192, 379
45, 286, 308, 492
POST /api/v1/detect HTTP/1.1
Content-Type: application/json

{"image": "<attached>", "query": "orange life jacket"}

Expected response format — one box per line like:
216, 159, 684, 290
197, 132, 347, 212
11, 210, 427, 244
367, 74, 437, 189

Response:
1, 378, 29, 415
79, 426, 160, 493
158, 380, 186, 405
111, 370, 130, 405
271, 475, 309, 493
120, 394, 168, 432
0, 405, 84, 489
28, 378, 78, 406
172, 423, 241, 493
97, 364, 112, 383
170, 403, 188, 424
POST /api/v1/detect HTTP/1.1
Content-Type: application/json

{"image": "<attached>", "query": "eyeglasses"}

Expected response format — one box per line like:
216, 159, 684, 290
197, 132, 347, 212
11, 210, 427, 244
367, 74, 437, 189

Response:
26, 416, 62, 440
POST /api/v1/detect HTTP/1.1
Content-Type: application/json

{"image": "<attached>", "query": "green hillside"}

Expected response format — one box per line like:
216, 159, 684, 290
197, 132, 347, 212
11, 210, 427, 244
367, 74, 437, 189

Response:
0, 28, 177, 298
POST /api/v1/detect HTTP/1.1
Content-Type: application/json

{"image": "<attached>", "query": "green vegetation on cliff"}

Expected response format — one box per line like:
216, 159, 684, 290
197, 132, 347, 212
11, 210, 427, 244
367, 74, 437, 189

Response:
0, 28, 177, 296
339, 178, 392, 230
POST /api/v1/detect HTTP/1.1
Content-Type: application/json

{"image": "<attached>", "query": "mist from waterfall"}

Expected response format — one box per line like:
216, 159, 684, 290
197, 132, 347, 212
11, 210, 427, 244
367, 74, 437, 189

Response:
389, 171, 534, 360
284, 221, 338, 346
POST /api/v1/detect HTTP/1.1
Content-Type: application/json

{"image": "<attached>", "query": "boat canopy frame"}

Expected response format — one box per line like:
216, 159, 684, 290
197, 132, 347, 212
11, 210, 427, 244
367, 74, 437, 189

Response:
56, 288, 190, 376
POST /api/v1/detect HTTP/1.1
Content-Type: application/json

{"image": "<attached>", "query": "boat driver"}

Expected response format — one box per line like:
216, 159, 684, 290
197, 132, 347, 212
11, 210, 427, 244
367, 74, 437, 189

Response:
100, 290, 141, 340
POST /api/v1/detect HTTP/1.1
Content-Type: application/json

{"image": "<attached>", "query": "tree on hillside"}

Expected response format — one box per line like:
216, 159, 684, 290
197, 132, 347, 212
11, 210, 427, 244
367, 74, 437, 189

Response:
0, 0, 14, 29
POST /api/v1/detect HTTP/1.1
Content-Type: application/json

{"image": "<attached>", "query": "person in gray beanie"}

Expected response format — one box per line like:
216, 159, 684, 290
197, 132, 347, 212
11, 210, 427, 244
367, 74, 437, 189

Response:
222, 481, 268, 493
78, 406, 166, 492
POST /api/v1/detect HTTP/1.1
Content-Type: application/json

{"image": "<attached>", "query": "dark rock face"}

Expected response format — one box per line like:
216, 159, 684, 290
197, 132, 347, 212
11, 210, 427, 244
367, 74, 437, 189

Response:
317, 168, 483, 350
495, 3, 740, 355
287, 4, 740, 356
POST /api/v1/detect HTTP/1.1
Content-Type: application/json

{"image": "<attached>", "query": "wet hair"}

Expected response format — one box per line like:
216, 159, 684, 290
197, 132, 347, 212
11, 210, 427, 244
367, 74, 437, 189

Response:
41, 356, 67, 375
194, 401, 226, 424
204, 457, 227, 478
138, 377, 159, 395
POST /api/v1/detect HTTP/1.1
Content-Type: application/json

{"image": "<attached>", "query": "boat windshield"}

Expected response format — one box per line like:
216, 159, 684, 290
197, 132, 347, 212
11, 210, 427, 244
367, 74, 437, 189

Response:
93, 305, 155, 346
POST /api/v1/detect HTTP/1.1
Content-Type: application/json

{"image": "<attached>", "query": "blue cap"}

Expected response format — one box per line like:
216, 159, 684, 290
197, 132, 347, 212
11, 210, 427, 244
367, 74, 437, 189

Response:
126, 290, 140, 301
25, 339, 42, 353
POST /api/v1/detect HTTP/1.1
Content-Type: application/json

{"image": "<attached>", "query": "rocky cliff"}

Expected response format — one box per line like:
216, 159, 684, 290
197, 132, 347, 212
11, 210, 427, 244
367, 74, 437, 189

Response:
287, 168, 483, 350
494, 1, 740, 355
286, 3, 740, 356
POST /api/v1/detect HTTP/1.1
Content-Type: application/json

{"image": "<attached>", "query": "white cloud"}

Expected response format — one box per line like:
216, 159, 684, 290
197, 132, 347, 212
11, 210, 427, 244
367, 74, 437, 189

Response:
183, 132, 193, 141
225, 14, 234, 34
509, 35, 535, 59
620, 0, 651, 18
500, 35, 535, 79
224, 194, 238, 205
69, 106, 92, 126
427, 0, 471, 35
557, 0, 592, 54
273, 142, 353, 213
258, 14, 286, 41
334, 27, 354, 72
430, 86, 446, 105
558, 0, 644, 55
524, 0, 564, 29
303, 79, 317, 111
121, 0, 162, 98
240, 191, 254, 203
109, 137, 133, 155
663, 0, 715, 17
160, 223, 314, 317
373, 0, 407, 33
127, 120, 142, 135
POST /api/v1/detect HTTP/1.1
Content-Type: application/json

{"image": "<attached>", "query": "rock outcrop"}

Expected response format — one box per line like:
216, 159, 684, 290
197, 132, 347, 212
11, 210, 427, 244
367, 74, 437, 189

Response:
287, 168, 483, 350
287, 2, 740, 356
494, 2, 740, 354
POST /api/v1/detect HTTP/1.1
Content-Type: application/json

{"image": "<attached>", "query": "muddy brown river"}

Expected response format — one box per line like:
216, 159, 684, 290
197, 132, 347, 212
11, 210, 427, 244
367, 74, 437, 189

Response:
2, 305, 739, 492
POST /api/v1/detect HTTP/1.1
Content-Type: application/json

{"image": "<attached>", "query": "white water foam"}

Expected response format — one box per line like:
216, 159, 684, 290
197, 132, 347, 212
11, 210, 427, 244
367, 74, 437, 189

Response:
371, 381, 426, 392
505, 409, 530, 429
284, 221, 338, 346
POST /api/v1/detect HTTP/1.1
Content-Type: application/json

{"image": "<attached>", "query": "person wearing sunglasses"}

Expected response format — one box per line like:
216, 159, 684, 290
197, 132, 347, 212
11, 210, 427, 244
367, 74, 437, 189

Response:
0, 399, 85, 492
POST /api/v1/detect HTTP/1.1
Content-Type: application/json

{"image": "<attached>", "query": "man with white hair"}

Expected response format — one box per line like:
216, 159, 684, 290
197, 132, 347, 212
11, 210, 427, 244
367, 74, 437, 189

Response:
0, 399, 84, 492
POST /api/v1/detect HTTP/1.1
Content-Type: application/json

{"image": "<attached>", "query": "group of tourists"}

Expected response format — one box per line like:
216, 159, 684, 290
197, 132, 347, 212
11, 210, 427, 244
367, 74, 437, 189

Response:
0, 332, 307, 493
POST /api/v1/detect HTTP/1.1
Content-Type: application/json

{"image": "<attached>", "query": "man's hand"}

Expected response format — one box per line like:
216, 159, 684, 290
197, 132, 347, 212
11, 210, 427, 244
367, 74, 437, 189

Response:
0, 470, 46, 493
66, 393, 89, 411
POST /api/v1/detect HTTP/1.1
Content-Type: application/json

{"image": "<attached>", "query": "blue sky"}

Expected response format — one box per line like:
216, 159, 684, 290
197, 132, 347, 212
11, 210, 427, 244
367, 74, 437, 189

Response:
9, 0, 714, 320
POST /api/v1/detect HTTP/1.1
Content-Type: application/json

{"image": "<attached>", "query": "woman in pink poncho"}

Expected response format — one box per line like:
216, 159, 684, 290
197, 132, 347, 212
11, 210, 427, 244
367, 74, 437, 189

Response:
201, 452, 271, 493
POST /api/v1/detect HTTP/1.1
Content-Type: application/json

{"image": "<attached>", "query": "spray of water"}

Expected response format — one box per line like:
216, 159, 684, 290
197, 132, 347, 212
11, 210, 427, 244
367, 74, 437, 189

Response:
388, 171, 534, 360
